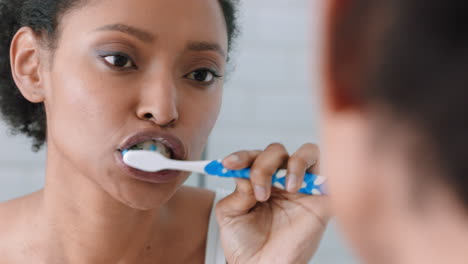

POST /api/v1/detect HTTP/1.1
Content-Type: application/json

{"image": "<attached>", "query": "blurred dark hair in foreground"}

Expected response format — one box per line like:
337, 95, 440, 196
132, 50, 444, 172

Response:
329, 0, 468, 207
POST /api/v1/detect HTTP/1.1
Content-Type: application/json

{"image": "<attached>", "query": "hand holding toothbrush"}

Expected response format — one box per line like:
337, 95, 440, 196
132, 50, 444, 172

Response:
215, 143, 330, 264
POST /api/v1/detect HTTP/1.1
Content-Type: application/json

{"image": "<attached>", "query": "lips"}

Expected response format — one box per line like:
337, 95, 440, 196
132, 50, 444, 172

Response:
118, 130, 186, 160
115, 130, 187, 184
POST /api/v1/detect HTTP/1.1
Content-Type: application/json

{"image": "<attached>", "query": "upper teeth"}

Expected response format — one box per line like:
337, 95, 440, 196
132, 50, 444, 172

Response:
127, 140, 172, 158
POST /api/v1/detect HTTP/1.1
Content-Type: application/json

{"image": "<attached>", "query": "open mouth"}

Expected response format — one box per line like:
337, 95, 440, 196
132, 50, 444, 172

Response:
115, 130, 186, 184
123, 140, 173, 159
118, 131, 185, 161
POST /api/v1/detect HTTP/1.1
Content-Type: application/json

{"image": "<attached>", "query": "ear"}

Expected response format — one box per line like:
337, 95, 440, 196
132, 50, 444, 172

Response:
323, 0, 362, 113
10, 27, 46, 103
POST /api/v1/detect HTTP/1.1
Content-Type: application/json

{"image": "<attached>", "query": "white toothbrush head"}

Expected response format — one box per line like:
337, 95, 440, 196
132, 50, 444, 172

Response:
122, 150, 170, 172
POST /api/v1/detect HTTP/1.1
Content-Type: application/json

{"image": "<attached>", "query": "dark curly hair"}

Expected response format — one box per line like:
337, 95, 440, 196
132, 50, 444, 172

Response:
0, 0, 239, 151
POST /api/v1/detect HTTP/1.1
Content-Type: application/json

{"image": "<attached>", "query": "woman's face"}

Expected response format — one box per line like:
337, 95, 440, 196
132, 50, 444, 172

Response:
40, 0, 228, 209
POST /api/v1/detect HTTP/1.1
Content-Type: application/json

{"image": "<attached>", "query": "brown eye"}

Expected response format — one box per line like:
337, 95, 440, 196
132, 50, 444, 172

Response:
102, 54, 135, 69
186, 69, 221, 83
104, 55, 132, 68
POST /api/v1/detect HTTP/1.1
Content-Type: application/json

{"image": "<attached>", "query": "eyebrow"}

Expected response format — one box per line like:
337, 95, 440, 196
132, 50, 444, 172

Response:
93, 23, 226, 58
93, 23, 156, 43
187, 42, 226, 58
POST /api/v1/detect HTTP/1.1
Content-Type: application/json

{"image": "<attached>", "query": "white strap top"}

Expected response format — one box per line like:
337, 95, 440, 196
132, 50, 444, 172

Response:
204, 190, 227, 264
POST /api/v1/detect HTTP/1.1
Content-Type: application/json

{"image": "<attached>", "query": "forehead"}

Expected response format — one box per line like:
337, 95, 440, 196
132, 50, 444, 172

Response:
57, 0, 228, 50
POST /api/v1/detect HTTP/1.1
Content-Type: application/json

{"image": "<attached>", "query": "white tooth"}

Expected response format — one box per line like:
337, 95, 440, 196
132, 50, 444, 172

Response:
154, 141, 171, 158
130, 140, 171, 158
133, 141, 154, 150
140, 141, 156, 150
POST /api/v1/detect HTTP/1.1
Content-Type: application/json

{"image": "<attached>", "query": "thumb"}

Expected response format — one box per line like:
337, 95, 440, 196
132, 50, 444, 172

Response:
215, 178, 258, 221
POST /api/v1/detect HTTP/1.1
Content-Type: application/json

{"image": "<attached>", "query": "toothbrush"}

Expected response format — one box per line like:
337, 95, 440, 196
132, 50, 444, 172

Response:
122, 150, 327, 196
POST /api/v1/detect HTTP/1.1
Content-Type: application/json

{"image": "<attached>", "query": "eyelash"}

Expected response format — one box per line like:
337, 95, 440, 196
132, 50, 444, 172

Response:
98, 52, 223, 85
99, 52, 138, 70
184, 68, 223, 86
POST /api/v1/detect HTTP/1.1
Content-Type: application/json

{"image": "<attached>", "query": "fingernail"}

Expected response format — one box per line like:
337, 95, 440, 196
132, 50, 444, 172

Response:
287, 174, 297, 192
254, 185, 268, 201
224, 154, 240, 164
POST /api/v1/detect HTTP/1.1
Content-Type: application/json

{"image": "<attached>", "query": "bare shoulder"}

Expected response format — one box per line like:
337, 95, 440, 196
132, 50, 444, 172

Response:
0, 196, 29, 231
162, 187, 216, 262
168, 186, 216, 234
0, 191, 41, 231
0, 192, 41, 262
0, 200, 18, 257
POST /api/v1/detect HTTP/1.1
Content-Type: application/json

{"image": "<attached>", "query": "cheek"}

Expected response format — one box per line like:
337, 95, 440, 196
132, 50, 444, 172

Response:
322, 115, 381, 250
324, 130, 372, 223
46, 59, 130, 165
178, 86, 222, 159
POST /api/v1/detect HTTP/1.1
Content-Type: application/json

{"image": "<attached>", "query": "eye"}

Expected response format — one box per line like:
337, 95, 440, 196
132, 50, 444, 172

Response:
100, 53, 136, 69
185, 69, 222, 84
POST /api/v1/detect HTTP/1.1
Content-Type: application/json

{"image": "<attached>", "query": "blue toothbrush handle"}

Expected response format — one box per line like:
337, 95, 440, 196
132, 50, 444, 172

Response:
204, 160, 327, 195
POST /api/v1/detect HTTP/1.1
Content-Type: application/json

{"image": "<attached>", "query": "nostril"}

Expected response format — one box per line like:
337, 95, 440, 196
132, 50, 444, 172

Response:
139, 112, 177, 127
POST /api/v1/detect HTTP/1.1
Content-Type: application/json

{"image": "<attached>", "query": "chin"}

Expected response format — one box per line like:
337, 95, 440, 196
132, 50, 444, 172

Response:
103, 172, 190, 210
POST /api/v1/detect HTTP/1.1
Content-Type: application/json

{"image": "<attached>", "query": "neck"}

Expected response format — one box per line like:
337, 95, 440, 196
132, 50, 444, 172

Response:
38, 147, 169, 264
394, 187, 468, 264
365, 115, 468, 264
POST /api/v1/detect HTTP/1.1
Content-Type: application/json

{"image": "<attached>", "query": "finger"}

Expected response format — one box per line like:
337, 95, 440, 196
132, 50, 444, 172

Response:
250, 143, 289, 202
222, 150, 262, 170
286, 143, 320, 193
215, 178, 257, 221
309, 157, 321, 175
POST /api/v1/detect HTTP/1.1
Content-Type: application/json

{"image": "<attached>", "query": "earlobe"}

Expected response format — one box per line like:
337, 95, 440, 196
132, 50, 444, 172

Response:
10, 27, 45, 103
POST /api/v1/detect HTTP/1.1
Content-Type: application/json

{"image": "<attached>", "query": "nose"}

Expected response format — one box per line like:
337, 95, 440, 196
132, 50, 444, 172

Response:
136, 75, 179, 127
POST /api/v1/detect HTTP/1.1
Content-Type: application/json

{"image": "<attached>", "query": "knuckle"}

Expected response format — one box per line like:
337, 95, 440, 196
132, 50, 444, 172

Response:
266, 143, 289, 159
250, 167, 274, 181
267, 142, 286, 151
304, 142, 318, 148
235, 181, 255, 196
214, 201, 227, 216
237, 150, 261, 159
233, 188, 255, 202
215, 201, 224, 212
289, 155, 309, 168
304, 143, 320, 154
232, 150, 248, 157
249, 150, 263, 158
